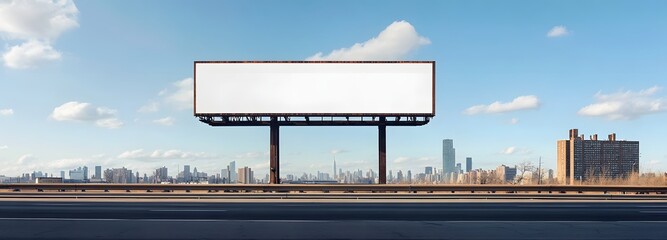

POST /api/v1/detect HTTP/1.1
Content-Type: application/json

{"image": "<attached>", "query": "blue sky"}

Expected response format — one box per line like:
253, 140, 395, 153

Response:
1, 0, 666, 178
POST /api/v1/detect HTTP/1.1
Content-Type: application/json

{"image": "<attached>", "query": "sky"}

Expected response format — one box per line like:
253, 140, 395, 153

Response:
1, 0, 666, 178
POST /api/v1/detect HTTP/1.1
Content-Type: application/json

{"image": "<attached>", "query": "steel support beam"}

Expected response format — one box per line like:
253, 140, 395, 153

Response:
378, 118, 387, 184
270, 118, 280, 184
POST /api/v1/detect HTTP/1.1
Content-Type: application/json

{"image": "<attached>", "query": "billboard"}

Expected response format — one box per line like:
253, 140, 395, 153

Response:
194, 61, 435, 117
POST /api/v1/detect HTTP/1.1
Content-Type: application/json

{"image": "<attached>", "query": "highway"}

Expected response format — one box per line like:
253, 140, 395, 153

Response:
1, 200, 666, 239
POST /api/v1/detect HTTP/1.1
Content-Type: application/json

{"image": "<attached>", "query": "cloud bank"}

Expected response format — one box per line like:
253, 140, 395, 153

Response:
306, 20, 430, 61
464, 95, 540, 115
51, 101, 123, 129
578, 86, 666, 120
0, 0, 79, 68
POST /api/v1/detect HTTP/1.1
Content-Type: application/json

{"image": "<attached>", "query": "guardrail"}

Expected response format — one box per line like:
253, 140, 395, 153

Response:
1, 184, 667, 194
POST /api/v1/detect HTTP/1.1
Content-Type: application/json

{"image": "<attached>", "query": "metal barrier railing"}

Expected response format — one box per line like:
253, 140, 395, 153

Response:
1, 184, 666, 194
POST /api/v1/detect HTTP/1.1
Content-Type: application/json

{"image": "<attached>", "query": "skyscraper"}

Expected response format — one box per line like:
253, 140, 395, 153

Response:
238, 167, 254, 184
183, 165, 191, 182
333, 156, 337, 179
229, 161, 237, 183
466, 157, 472, 172
82, 166, 88, 180
155, 166, 168, 183
442, 139, 455, 173
557, 129, 639, 184
94, 166, 102, 180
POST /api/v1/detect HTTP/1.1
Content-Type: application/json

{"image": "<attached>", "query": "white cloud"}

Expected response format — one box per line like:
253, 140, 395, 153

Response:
464, 95, 540, 115
501, 147, 516, 155
509, 118, 519, 125
118, 149, 215, 160
0, 145, 8, 150
138, 101, 159, 113
17, 154, 37, 164
306, 20, 430, 61
153, 117, 175, 126
547, 25, 569, 38
0, 0, 78, 40
330, 149, 348, 155
51, 101, 124, 129
2, 40, 61, 68
0, 0, 78, 69
578, 86, 666, 120
234, 151, 267, 159
393, 156, 436, 164
0, 108, 14, 116
161, 78, 193, 110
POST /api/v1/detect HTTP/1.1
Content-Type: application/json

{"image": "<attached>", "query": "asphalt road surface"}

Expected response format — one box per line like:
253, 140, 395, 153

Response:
1, 200, 666, 239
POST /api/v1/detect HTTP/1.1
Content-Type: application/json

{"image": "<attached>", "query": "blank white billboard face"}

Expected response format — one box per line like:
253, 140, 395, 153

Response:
195, 62, 434, 116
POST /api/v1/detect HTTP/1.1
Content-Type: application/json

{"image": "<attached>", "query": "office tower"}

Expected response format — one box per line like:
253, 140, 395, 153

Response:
496, 165, 517, 183
229, 161, 237, 183
83, 166, 88, 180
442, 139, 455, 173
60, 171, 65, 180
221, 169, 230, 183
69, 167, 85, 180
466, 157, 472, 172
425, 166, 433, 175
407, 170, 412, 183
557, 129, 639, 184
238, 167, 253, 184
155, 166, 168, 183
333, 157, 337, 179
183, 165, 191, 182
456, 163, 462, 173
95, 166, 102, 179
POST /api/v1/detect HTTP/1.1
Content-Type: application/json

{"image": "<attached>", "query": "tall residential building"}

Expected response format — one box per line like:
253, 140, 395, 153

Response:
466, 157, 472, 172
557, 129, 639, 184
496, 165, 517, 183
94, 166, 102, 179
442, 139, 455, 173
103, 167, 133, 183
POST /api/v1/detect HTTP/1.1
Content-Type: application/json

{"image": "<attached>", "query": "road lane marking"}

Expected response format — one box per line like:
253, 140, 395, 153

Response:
149, 209, 227, 212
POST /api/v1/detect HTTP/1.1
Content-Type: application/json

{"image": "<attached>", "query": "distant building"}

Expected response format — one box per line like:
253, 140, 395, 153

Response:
466, 157, 472, 172
94, 166, 102, 180
238, 167, 254, 184
425, 166, 433, 175
35, 177, 63, 183
442, 139, 455, 173
183, 165, 191, 182
69, 167, 87, 181
104, 167, 133, 183
456, 163, 462, 174
229, 161, 237, 183
221, 169, 230, 183
496, 165, 517, 183
155, 166, 168, 183
557, 129, 639, 184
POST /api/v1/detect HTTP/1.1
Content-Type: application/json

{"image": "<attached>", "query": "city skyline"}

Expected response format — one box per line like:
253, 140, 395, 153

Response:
1, 1, 667, 178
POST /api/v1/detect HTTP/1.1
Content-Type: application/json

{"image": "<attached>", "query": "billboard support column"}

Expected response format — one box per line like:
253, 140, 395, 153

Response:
378, 117, 386, 184
270, 117, 280, 184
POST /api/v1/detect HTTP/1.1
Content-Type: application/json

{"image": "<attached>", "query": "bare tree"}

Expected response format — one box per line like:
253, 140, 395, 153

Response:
515, 161, 535, 185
